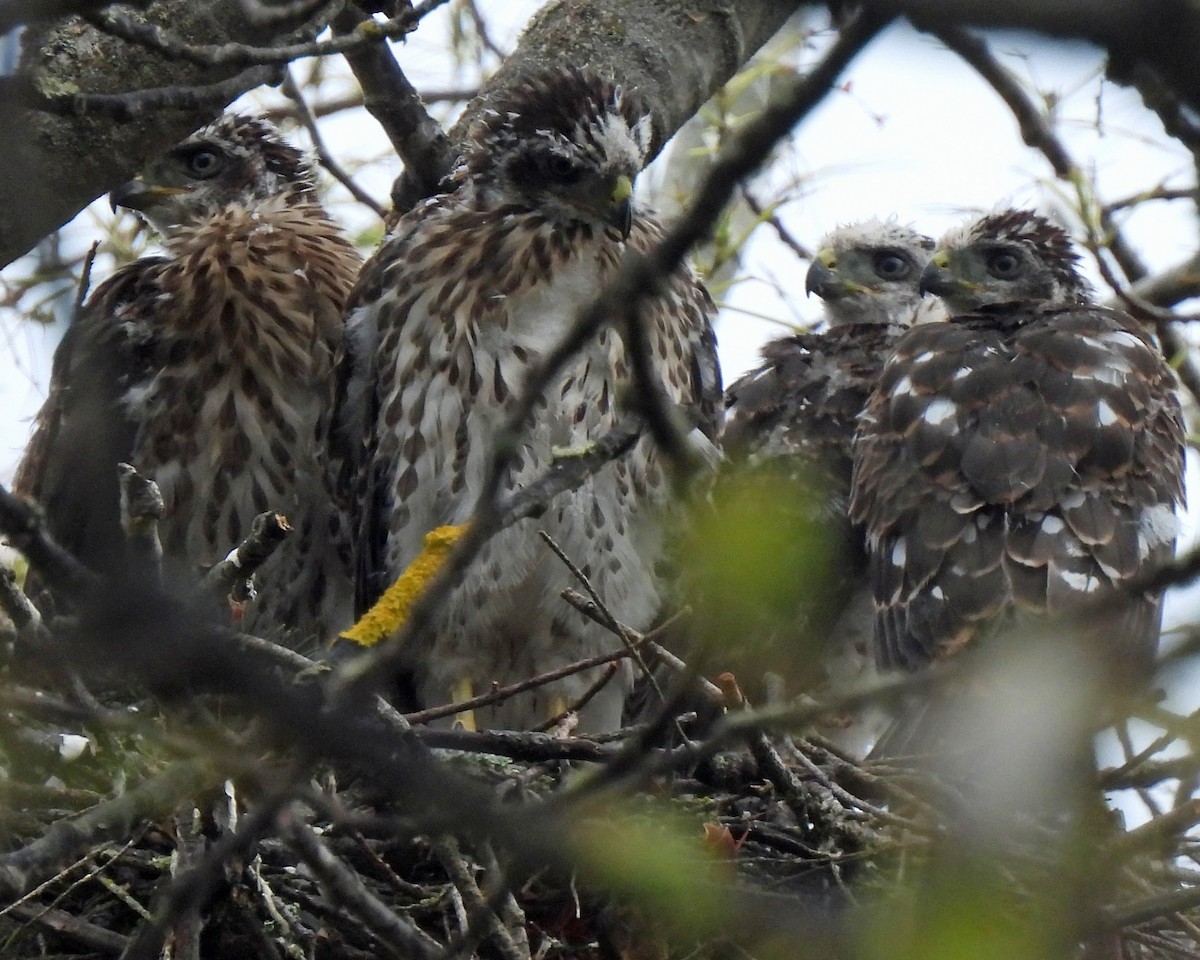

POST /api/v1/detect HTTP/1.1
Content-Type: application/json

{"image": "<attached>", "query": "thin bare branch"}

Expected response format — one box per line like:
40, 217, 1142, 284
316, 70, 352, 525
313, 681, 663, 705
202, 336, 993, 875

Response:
332, 5, 455, 211
280, 68, 386, 217
86, 5, 416, 68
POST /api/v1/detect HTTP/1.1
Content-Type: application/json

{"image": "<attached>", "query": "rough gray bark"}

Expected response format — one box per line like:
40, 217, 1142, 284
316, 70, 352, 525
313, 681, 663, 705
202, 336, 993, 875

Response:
0, 0, 343, 269
0, 0, 807, 268
452, 0, 806, 159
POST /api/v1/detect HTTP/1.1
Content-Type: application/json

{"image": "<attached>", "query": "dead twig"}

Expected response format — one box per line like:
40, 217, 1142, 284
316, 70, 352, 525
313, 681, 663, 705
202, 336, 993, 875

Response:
402, 647, 636, 726
280, 68, 386, 218
285, 816, 441, 960
199, 512, 291, 606
435, 837, 529, 960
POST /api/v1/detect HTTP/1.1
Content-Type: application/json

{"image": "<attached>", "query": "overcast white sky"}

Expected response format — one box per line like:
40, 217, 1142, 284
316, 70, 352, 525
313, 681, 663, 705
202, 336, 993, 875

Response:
2, 9, 1198, 637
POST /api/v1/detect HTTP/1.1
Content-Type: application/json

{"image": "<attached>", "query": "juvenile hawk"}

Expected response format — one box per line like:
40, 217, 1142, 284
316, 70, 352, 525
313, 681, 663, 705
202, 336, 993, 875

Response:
717, 221, 935, 747
850, 209, 1184, 680
344, 67, 721, 732
15, 115, 362, 644
724, 219, 938, 499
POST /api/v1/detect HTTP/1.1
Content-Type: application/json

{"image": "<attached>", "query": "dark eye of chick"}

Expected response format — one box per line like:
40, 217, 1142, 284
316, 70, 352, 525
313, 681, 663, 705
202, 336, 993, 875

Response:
985, 248, 1023, 279
182, 147, 223, 179
873, 250, 911, 280
540, 152, 581, 183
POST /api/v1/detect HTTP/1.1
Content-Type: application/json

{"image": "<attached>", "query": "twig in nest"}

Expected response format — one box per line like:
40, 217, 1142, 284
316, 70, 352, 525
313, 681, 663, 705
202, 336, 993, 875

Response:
535, 662, 620, 733
402, 646, 635, 726
2, 900, 129, 954
538, 530, 657, 693
200, 511, 291, 606
560, 589, 724, 705
716, 680, 876, 849
0, 564, 42, 637
785, 737, 931, 833
479, 840, 530, 959
246, 851, 310, 950
414, 726, 619, 764
285, 815, 441, 960
169, 807, 205, 960
1109, 798, 1200, 860
120, 788, 294, 960
435, 837, 529, 960
0, 484, 94, 596
0, 761, 211, 902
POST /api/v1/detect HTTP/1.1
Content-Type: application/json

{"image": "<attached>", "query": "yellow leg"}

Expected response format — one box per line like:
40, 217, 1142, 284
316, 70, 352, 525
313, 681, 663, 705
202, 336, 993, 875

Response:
452, 678, 477, 732
549, 694, 570, 721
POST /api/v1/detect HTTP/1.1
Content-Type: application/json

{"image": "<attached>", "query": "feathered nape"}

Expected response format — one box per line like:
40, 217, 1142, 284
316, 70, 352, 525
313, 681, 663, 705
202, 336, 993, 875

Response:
824, 218, 935, 257
952, 208, 1093, 303
179, 114, 319, 204
454, 67, 653, 183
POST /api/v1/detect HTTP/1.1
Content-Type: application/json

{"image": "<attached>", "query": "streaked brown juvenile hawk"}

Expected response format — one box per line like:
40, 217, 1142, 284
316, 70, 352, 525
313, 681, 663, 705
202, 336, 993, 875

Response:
14, 114, 362, 645
716, 221, 935, 749
724, 219, 938, 502
850, 209, 1184, 682
344, 67, 721, 732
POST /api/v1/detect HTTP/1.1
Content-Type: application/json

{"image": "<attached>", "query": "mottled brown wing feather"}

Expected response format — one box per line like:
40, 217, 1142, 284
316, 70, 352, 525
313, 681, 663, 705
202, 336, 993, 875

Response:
725, 324, 904, 493
339, 210, 440, 615
851, 304, 1183, 672
627, 217, 722, 440
14, 261, 159, 577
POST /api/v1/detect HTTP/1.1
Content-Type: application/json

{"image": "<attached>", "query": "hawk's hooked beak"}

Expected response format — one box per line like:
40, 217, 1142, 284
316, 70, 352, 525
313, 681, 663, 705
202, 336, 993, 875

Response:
109, 178, 187, 213
805, 259, 835, 297
918, 253, 969, 298
609, 174, 633, 240
804, 247, 868, 299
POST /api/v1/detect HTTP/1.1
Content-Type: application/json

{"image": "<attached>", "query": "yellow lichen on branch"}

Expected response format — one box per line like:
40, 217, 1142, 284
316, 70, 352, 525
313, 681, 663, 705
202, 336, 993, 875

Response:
338, 524, 468, 648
